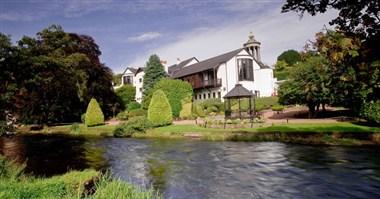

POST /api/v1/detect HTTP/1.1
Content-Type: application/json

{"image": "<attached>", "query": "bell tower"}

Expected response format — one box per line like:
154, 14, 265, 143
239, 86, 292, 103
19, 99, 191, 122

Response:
243, 32, 261, 62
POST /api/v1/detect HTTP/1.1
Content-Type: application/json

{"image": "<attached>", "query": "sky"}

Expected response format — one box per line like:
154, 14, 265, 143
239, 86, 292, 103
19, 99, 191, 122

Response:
0, 0, 337, 73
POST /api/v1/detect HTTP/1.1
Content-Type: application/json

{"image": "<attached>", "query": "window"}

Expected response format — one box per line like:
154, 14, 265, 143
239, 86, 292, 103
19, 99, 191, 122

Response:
123, 76, 133, 84
238, 58, 254, 81
203, 93, 206, 99
195, 95, 197, 100
139, 78, 142, 83
199, 94, 202, 100
208, 93, 211, 98
213, 92, 216, 98
139, 88, 142, 92
218, 92, 221, 99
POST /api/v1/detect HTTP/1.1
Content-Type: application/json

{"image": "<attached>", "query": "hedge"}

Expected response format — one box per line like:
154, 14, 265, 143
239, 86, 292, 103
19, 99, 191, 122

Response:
143, 78, 193, 117
85, 98, 104, 127
147, 89, 172, 126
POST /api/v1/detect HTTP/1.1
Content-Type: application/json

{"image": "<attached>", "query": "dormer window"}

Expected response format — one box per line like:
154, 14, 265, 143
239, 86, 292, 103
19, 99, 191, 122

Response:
238, 58, 253, 81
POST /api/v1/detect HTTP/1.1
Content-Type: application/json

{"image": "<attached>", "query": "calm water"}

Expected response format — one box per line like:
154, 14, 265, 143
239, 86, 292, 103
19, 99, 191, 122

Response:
1, 134, 380, 199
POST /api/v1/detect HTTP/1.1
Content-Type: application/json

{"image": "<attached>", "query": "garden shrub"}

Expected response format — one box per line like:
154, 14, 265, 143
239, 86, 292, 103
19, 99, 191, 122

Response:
81, 113, 86, 123
114, 116, 151, 137
70, 123, 80, 134
272, 105, 285, 113
255, 96, 279, 111
128, 109, 146, 118
127, 101, 141, 111
85, 98, 104, 127
179, 102, 192, 119
361, 101, 380, 124
147, 90, 173, 126
116, 111, 129, 121
143, 78, 193, 117
115, 85, 136, 108
193, 103, 206, 117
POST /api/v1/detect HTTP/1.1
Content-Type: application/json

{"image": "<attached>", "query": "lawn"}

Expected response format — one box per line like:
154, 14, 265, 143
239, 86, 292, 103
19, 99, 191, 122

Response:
15, 121, 380, 145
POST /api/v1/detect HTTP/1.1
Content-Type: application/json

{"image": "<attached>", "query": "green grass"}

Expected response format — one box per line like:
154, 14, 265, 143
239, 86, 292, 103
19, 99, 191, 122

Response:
17, 124, 116, 137
0, 155, 160, 199
134, 122, 380, 145
244, 123, 380, 133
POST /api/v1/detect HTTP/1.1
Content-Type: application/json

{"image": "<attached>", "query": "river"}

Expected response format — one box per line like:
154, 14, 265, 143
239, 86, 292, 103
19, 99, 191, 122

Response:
1, 134, 379, 199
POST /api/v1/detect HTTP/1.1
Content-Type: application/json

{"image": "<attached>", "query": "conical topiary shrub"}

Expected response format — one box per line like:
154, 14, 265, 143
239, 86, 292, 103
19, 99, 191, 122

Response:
147, 89, 172, 126
85, 98, 104, 127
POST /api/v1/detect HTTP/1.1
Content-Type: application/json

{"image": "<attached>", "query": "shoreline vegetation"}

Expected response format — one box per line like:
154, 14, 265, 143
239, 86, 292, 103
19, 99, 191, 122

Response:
15, 122, 380, 146
0, 155, 161, 199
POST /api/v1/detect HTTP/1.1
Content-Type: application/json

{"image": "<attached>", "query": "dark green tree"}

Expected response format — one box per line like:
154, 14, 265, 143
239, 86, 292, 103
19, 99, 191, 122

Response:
278, 55, 331, 118
143, 78, 193, 117
142, 54, 167, 108
115, 85, 136, 109
0, 25, 120, 124
277, 49, 301, 65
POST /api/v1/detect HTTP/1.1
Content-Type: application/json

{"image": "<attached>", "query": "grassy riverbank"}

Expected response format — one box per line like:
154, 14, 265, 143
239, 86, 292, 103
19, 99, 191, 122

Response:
15, 122, 380, 146
0, 155, 160, 199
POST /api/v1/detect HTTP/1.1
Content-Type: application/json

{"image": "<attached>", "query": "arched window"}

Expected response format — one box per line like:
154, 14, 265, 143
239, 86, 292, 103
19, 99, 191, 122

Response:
238, 58, 253, 81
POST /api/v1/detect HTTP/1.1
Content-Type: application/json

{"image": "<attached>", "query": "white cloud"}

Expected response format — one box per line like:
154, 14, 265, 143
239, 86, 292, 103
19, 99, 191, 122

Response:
125, 7, 337, 70
127, 32, 162, 42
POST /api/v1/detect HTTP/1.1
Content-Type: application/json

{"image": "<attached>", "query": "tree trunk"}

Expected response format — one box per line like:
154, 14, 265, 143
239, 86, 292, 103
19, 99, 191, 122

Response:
308, 103, 316, 118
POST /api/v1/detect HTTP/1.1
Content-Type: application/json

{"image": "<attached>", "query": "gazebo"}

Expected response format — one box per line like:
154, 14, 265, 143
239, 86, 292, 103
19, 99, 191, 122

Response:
223, 84, 255, 126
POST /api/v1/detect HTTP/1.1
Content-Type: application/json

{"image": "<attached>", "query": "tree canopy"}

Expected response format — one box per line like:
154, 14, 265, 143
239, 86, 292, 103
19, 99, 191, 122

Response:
0, 25, 121, 124
277, 49, 301, 65
142, 54, 167, 107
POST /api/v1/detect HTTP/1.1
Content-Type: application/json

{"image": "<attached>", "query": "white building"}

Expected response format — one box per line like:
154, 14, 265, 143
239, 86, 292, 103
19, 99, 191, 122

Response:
120, 33, 276, 103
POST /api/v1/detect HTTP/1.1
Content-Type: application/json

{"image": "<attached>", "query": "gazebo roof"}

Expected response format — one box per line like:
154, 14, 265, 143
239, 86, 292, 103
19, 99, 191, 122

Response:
223, 84, 254, 99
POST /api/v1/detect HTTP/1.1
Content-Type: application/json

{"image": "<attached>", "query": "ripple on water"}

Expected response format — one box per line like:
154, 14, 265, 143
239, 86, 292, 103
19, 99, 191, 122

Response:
1, 136, 380, 199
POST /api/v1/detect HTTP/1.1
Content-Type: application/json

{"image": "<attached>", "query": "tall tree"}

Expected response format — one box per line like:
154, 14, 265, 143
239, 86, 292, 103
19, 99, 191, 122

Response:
278, 55, 331, 118
0, 25, 120, 124
142, 54, 167, 108
282, 0, 380, 113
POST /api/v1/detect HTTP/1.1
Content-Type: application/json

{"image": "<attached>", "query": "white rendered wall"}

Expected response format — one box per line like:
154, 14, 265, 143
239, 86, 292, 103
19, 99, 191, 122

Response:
134, 71, 144, 103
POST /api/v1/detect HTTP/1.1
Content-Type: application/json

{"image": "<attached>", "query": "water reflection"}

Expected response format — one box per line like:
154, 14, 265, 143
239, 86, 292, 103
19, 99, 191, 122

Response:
1, 135, 380, 199
0, 134, 107, 177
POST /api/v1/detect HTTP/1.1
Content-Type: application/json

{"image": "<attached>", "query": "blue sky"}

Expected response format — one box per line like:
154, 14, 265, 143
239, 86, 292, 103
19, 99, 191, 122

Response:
0, 0, 336, 73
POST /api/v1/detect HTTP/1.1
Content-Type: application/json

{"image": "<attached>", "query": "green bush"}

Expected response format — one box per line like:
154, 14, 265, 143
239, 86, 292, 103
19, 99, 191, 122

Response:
85, 98, 105, 127
193, 103, 206, 117
127, 101, 141, 111
114, 116, 151, 137
361, 101, 380, 124
255, 96, 279, 111
143, 78, 193, 117
128, 109, 146, 118
272, 105, 285, 112
116, 111, 129, 121
147, 90, 173, 127
115, 85, 136, 109
81, 113, 86, 123
179, 102, 192, 119
70, 123, 80, 134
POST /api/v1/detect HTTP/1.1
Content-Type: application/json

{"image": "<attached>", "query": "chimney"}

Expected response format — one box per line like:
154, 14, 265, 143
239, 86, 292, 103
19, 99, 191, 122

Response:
176, 58, 181, 64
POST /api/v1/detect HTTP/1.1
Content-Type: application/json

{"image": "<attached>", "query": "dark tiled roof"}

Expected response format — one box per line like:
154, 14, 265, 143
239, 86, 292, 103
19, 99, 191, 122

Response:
168, 57, 198, 75
224, 84, 254, 98
135, 67, 144, 74
171, 48, 243, 78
